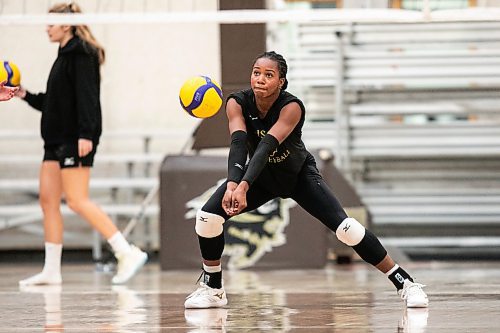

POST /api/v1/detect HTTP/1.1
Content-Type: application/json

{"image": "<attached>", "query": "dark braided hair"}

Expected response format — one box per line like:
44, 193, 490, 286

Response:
253, 51, 288, 91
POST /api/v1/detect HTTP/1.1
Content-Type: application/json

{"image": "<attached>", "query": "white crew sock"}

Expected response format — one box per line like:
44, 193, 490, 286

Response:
108, 232, 132, 257
385, 264, 400, 276
43, 242, 62, 275
19, 242, 62, 286
203, 263, 222, 273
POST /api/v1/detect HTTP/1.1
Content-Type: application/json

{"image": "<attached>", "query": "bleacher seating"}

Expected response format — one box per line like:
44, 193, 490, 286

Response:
288, 21, 500, 119
0, 131, 176, 252
288, 21, 500, 257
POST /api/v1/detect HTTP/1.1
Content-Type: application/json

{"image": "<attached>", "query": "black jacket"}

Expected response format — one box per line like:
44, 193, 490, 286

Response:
24, 36, 102, 145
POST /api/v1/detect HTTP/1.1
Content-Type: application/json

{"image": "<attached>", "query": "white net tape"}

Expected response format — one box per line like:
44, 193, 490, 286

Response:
2, 8, 500, 26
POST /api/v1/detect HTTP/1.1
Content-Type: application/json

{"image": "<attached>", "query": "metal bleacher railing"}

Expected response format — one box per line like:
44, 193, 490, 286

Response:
290, 20, 500, 257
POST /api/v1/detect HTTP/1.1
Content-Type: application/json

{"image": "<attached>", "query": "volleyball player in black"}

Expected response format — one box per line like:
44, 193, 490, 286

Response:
185, 51, 428, 309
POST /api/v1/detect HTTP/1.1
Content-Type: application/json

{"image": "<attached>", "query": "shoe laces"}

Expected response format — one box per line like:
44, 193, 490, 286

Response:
186, 282, 212, 299
400, 282, 426, 300
185, 271, 208, 300
195, 270, 206, 284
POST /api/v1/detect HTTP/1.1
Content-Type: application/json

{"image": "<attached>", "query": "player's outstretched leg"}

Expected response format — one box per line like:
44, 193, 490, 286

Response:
185, 210, 227, 309
335, 217, 428, 308
19, 242, 62, 286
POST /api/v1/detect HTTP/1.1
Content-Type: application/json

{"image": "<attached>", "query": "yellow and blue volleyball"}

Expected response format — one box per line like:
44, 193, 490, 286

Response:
0, 61, 21, 87
179, 76, 223, 118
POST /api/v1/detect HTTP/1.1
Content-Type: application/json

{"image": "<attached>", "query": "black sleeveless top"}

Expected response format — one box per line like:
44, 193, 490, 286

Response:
228, 89, 310, 196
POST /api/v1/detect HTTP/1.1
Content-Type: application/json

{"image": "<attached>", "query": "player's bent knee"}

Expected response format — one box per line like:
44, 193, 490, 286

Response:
195, 210, 225, 238
336, 217, 365, 246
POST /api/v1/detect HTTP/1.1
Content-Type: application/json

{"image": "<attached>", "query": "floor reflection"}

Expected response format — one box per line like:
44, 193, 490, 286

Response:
15, 273, 429, 333
182, 291, 396, 332
183, 303, 427, 333
399, 308, 429, 333
6, 262, 500, 332
10, 285, 431, 333
185, 308, 228, 333
19, 284, 63, 333
18, 284, 149, 333
111, 285, 148, 332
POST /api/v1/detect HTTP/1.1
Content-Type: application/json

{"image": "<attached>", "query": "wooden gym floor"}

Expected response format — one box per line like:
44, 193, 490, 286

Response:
1, 261, 499, 332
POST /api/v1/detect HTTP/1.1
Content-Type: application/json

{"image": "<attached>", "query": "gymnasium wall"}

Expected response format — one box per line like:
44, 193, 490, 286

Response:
0, 0, 221, 155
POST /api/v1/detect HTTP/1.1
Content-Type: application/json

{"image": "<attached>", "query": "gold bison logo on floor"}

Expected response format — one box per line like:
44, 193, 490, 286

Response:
185, 180, 296, 270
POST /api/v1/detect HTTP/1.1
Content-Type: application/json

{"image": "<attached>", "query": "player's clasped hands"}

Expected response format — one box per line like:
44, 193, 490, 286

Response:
222, 181, 249, 216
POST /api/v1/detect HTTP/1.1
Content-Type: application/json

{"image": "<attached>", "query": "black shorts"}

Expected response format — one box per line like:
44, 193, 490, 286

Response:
43, 143, 97, 169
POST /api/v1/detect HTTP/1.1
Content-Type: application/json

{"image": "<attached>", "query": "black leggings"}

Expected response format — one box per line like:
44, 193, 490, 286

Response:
202, 161, 347, 225
198, 160, 386, 265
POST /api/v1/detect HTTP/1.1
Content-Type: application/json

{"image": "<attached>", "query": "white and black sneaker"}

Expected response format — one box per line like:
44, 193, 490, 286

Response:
399, 279, 429, 308
185, 281, 227, 309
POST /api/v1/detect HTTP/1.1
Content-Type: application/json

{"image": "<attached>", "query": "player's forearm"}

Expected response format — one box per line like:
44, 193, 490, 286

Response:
227, 130, 248, 183
241, 133, 279, 186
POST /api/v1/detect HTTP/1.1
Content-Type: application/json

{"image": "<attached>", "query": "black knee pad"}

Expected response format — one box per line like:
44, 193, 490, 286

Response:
352, 229, 387, 266
198, 233, 225, 261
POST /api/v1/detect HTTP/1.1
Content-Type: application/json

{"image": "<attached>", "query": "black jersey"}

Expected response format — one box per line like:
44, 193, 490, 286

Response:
228, 89, 310, 196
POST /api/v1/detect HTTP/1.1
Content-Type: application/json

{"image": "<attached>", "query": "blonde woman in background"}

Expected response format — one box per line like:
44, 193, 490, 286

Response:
16, 2, 147, 286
